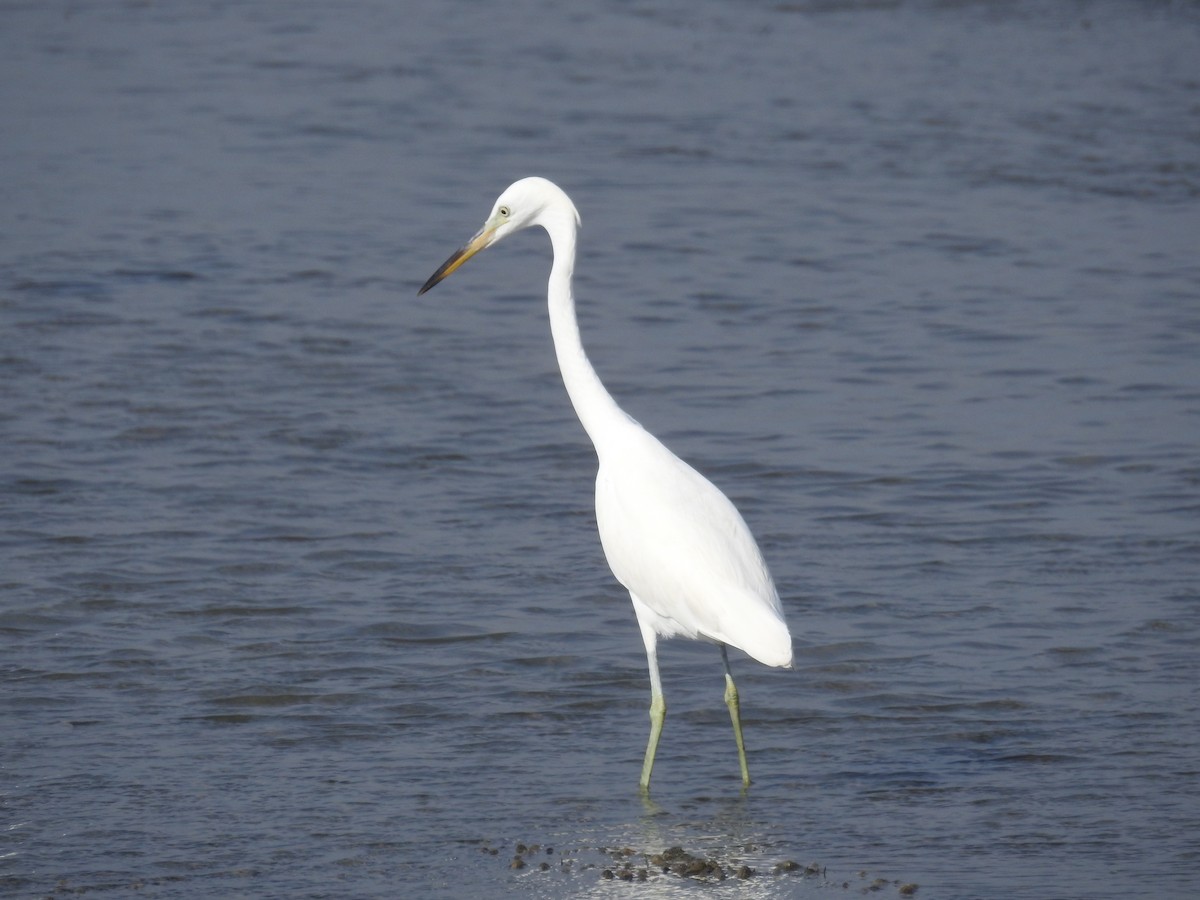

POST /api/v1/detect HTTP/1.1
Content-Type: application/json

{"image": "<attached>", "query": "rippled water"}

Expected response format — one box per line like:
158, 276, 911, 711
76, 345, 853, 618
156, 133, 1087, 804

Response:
3, 1, 1199, 897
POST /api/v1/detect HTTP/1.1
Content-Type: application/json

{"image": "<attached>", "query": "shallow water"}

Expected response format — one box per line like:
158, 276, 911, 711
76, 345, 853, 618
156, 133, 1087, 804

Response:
3, 1, 1199, 897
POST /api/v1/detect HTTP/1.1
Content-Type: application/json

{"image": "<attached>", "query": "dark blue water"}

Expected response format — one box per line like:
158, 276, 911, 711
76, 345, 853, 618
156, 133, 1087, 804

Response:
3, 1, 1198, 897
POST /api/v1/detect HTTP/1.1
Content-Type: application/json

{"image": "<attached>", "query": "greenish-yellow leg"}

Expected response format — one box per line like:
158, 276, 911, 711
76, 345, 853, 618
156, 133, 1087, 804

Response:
635, 604, 666, 794
639, 690, 665, 793
722, 645, 751, 787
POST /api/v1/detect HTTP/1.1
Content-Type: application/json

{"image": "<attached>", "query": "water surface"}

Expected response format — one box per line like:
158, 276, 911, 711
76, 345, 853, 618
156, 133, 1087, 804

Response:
2, 1, 1199, 897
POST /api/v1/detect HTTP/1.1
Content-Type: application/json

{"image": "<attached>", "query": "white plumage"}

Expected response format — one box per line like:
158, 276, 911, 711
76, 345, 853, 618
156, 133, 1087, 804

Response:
419, 177, 792, 791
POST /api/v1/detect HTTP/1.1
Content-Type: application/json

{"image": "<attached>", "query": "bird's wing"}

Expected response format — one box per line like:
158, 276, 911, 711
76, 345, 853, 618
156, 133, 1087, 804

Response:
595, 427, 786, 657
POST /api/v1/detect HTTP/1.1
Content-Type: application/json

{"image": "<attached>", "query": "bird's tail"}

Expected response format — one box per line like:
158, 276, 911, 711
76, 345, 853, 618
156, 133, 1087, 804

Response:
716, 591, 794, 669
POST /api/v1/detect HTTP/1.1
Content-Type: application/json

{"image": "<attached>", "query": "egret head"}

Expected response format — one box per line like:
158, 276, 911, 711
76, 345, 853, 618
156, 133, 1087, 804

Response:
418, 177, 580, 295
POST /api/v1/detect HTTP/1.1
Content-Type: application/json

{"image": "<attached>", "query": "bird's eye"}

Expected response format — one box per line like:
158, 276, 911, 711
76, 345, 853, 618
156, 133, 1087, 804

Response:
498, 206, 510, 218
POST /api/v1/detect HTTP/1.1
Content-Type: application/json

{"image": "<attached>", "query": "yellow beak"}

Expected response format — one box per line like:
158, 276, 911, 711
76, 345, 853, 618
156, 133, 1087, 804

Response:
418, 224, 497, 295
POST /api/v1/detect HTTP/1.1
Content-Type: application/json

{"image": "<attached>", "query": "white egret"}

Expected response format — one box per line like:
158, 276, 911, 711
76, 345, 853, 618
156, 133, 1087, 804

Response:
418, 177, 792, 792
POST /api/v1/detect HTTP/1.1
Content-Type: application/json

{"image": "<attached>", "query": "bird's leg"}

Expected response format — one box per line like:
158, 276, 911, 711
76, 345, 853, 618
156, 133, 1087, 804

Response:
640, 685, 665, 794
637, 621, 665, 794
722, 644, 751, 787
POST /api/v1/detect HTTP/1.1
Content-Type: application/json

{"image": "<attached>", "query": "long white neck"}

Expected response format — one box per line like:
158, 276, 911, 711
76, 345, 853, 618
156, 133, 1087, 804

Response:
542, 214, 629, 451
